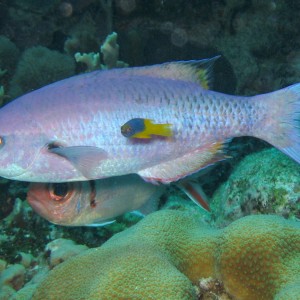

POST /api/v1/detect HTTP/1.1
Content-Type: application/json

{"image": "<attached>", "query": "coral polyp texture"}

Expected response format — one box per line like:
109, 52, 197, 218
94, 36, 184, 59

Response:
211, 148, 300, 227
26, 209, 299, 300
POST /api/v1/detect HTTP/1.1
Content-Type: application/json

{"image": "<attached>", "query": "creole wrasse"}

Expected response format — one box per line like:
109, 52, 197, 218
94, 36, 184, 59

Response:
0, 56, 299, 183
27, 175, 210, 226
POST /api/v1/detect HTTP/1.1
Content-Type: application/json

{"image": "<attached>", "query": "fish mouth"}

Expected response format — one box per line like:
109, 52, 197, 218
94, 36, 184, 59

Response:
27, 193, 45, 213
11, 145, 44, 180
10, 169, 30, 180
3, 165, 31, 180
27, 184, 51, 219
27, 183, 74, 225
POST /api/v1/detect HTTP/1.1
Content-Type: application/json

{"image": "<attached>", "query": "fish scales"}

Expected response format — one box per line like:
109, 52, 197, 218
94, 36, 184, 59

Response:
0, 58, 299, 183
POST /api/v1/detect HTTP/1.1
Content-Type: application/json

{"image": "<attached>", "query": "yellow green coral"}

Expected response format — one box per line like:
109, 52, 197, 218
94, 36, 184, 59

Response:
211, 148, 300, 226
29, 209, 299, 300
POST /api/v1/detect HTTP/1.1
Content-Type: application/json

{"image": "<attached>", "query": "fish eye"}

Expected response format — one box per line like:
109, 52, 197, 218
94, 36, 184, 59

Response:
121, 124, 132, 137
48, 183, 73, 201
53, 183, 69, 197
0, 136, 5, 148
47, 141, 62, 150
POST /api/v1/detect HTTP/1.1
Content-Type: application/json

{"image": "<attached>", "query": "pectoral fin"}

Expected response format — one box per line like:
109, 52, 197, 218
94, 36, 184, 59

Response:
49, 146, 108, 179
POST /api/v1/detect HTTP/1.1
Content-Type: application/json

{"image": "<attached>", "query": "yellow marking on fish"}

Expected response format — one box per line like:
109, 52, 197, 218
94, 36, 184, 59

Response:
121, 118, 173, 139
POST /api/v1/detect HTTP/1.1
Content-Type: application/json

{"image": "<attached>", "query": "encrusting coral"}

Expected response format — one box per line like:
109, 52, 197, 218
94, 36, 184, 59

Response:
24, 209, 299, 300
211, 148, 300, 227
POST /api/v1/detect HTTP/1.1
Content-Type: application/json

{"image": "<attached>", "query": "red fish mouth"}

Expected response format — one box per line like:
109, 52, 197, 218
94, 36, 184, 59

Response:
27, 183, 51, 219
27, 182, 77, 225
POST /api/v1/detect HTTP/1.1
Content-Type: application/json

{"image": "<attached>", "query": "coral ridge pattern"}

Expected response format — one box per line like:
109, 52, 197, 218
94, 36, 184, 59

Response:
28, 210, 300, 300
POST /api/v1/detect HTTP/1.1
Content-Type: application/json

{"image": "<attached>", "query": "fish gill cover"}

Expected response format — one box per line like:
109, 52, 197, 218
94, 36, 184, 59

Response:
0, 1, 299, 299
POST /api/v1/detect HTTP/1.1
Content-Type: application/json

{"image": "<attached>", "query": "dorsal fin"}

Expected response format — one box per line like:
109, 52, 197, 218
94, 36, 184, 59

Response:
117, 55, 220, 90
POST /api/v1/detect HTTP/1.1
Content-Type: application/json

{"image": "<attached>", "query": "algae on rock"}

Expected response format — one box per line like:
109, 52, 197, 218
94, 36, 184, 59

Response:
211, 148, 300, 227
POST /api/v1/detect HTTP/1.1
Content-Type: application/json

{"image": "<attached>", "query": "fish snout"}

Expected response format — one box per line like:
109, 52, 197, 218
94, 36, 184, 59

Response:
27, 183, 47, 203
28, 182, 75, 203
27, 182, 76, 223
27, 183, 51, 217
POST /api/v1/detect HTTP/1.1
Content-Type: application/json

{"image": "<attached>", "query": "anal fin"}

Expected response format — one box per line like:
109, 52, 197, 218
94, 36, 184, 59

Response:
138, 142, 226, 184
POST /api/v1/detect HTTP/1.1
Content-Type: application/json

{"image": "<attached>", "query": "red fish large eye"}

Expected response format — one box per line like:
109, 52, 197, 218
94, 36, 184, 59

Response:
48, 183, 74, 201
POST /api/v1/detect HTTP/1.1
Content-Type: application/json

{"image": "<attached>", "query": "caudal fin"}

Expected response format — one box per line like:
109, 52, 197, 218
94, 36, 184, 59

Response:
255, 83, 300, 164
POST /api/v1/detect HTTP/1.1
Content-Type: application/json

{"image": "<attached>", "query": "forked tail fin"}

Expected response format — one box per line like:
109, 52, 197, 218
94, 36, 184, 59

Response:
254, 83, 300, 164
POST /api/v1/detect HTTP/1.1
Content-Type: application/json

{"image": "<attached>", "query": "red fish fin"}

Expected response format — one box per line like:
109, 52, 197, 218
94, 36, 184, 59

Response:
177, 181, 210, 212
49, 146, 108, 179
138, 141, 227, 184
119, 56, 220, 89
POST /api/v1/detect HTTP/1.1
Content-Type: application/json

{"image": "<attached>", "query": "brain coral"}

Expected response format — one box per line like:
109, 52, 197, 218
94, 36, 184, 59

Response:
28, 209, 299, 300
211, 148, 300, 227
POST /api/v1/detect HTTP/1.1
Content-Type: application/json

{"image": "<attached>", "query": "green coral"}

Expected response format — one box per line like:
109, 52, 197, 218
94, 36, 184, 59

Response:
0, 36, 20, 104
0, 35, 20, 76
0, 86, 4, 104
19, 209, 300, 300
211, 148, 300, 226
9, 46, 75, 99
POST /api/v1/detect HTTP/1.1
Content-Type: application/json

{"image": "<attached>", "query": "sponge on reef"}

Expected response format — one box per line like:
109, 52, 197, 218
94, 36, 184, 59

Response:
31, 209, 300, 300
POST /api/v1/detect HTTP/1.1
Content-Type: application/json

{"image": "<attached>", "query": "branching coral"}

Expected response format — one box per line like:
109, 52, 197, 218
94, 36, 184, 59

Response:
25, 209, 299, 300
74, 32, 128, 71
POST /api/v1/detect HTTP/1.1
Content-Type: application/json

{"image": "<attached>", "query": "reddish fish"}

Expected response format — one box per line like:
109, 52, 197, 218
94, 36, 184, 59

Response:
0, 56, 299, 183
27, 175, 210, 226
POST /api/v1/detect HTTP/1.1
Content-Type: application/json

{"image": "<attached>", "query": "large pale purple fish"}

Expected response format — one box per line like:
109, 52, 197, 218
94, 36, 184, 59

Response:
0, 56, 299, 183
